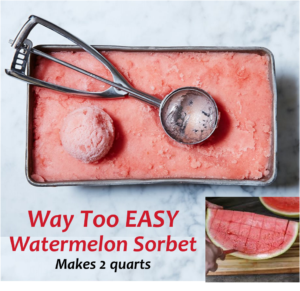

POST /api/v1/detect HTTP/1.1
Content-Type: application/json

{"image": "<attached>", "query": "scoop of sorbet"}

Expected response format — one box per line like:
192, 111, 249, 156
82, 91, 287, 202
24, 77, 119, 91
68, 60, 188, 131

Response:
60, 107, 115, 163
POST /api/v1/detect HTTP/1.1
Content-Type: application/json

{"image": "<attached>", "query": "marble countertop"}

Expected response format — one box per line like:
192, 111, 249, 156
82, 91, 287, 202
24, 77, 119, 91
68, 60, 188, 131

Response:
1, 1, 299, 281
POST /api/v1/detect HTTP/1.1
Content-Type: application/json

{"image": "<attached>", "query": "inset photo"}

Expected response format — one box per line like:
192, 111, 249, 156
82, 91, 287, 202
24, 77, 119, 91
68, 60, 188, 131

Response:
205, 197, 299, 282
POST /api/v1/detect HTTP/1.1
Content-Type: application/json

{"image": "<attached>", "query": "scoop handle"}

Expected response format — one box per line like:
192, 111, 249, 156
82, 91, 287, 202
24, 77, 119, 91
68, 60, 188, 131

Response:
8, 15, 162, 107
32, 47, 161, 107
11, 15, 129, 89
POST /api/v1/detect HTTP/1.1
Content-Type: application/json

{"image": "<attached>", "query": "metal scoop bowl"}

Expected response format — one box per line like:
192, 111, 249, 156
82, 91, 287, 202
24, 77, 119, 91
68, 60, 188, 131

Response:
5, 15, 219, 145
160, 87, 218, 144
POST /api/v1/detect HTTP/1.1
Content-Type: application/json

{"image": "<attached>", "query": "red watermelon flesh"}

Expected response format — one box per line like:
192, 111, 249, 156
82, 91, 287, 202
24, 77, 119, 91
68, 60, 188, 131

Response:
260, 197, 299, 218
206, 209, 299, 260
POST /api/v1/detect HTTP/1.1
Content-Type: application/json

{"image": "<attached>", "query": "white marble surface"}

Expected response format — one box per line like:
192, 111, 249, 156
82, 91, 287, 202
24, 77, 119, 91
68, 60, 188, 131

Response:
1, 1, 299, 281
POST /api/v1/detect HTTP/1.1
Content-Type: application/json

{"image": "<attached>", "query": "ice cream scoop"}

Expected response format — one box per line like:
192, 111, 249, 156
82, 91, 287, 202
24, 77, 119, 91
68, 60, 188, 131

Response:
160, 87, 218, 144
60, 107, 114, 163
6, 15, 218, 145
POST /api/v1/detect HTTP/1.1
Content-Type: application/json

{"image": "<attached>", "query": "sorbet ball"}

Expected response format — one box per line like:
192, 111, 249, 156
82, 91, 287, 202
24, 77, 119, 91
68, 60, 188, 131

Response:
60, 107, 115, 163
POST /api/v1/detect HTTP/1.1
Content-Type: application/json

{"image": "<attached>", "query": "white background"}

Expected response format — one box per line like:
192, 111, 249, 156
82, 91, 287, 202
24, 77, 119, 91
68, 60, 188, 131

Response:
1, 0, 299, 283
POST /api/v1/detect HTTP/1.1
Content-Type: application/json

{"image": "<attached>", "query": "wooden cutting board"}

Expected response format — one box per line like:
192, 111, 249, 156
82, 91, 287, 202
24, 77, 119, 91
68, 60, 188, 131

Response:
208, 235, 299, 276
206, 197, 300, 276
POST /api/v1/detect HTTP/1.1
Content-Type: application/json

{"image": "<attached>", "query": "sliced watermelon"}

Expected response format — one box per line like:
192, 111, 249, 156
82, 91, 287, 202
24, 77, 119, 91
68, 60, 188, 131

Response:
206, 208, 299, 260
260, 197, 299, 218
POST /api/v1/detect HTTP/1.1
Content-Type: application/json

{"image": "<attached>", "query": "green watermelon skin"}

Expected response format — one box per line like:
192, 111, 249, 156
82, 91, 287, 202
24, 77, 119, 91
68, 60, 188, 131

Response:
206, 208, 299, 260
260, 197, 299, 218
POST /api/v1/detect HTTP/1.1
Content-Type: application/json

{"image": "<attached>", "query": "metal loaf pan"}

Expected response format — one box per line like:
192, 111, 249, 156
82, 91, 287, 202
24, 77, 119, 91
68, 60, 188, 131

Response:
26, 45, 277, 187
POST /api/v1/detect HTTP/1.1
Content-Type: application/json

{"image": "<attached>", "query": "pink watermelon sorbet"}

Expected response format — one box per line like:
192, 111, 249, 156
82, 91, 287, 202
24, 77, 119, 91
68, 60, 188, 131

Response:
31, 50, 273, 182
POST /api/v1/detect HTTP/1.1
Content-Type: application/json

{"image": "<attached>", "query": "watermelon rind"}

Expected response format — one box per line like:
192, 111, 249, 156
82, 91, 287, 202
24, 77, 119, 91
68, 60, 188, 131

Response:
259, 197, 299, 218
206, 208, 299, 260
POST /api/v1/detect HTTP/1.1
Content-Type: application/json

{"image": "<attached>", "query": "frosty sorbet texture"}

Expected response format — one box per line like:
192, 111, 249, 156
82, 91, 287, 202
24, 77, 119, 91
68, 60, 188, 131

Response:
31, 51, 273, 182
60, 107, 115, 163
